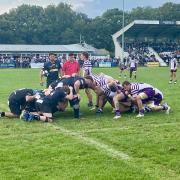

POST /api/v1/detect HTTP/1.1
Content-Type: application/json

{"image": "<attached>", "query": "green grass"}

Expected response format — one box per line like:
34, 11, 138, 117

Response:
0, 67, 180, 180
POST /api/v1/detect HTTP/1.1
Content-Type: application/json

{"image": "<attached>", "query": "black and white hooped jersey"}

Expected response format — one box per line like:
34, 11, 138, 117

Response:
91, 74, 106, 87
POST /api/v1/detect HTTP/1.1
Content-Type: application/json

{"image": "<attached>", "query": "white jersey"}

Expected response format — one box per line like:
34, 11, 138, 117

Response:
130, 83, 154, 96
99, 74, 116, 84
129, 59, 137, 68
82, 60, 92, 76
91, 74, 106, 86
170, 58, 177, 70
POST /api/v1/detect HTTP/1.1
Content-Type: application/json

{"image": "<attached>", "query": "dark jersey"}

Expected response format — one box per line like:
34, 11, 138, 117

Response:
61, 76, 87, 89
8, 88, 34, 115
43, 60, 61, 87
35, 88, 67, 114
9, 88, 34, 105
50, 76, 87, 91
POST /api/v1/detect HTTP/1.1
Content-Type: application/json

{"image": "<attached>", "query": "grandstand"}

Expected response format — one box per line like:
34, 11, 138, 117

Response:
112, 20, 180, 66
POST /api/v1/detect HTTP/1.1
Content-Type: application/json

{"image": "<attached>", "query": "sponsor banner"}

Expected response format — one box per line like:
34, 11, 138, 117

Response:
160, 21, 176, 25
147, 62, 159, 67
134, 20, 159, 25
0, 63, 15, 68
99, 62, 111, 68
30, 63, 44, 68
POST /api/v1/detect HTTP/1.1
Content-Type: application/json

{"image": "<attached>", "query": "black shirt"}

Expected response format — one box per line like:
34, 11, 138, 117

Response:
43, 60, 61, 87
9, 88, 34, 105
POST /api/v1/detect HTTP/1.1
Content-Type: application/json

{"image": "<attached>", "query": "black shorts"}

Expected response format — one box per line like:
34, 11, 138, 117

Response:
8, 98, 21, 115
171, 69, 177, 73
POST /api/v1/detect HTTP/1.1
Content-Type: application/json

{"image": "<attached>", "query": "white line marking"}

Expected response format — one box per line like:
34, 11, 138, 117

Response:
76, 127, 129, 133
49, 124, 130, 160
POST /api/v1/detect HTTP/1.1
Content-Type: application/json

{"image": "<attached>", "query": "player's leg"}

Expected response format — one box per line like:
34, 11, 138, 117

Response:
119, 68, 123, 78
85, 88, 93, 107
0, 111, 19, 118
169, 70, 173, 84
119, 103, 131, 113
136, 88, 155, 117
0, 99, 21, 118
113, 92, 126, 119
134, 70, 137, 79
173, 71, 177, 84
136, 94, 145, 117
124, 68, 127, 79
69, 97, 80, 118
130, 68, 133, 80
145, 101, 170, 115
96, 95, 106, 113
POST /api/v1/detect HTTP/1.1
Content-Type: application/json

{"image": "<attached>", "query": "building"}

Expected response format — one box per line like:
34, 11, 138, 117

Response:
0, 43, 97, 59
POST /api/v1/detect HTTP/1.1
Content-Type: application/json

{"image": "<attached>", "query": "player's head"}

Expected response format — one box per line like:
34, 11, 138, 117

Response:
69, 53, 75, 62
62, 85, 71, 94
81, 52, 89, 61
56, 86, 70, 95
49, 53, 56, 62
122, 81, 131, 92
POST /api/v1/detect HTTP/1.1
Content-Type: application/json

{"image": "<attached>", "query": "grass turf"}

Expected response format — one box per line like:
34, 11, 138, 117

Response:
0, 67, 180, 179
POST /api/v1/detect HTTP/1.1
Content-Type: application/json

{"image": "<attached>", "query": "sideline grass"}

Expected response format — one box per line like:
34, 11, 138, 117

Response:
0, 67, 180, 179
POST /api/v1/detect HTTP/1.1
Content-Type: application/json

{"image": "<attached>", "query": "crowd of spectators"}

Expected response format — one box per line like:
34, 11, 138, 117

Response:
0, 55, 117, 68
124, 42, 158, 65
0, 41, 179, 68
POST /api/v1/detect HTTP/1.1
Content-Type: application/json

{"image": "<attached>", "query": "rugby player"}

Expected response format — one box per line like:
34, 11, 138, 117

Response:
119, 58, 128, 79
21, 86, 73, 122
40, 53, 62, 87
169, 54, 178, 84
81, 52, 93, 108
129, 56, 137, 80
122, 81, 170, 118
49, 76, 96, 118
0, 88, 39, 118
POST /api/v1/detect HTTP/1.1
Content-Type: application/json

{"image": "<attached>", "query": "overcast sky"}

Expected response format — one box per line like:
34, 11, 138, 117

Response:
0, 0, 179, 17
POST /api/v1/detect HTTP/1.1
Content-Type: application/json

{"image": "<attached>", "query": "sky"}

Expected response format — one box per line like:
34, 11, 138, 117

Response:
0, 0, 179, 18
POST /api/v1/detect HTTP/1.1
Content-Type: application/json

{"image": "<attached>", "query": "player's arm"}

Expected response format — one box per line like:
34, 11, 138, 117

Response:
65, 86, 74, 100
58, 62, 63, 77
124, 91, 136, 102
74, 80, 81, 99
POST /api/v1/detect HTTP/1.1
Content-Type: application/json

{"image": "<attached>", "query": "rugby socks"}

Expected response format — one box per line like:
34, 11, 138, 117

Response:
0, 112, 5, 117
162, 104, 168, 111
115, 110, 121, 116
139, 109, 145, 115
32, 114, 40, 121
74, 108, 80, 118
96, 108, 103, 113
88, 101, 93, 107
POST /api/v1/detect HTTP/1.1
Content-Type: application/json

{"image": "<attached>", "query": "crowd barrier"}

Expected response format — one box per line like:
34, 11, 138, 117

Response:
146, 62, 160, 67
0, 63, 15, 68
